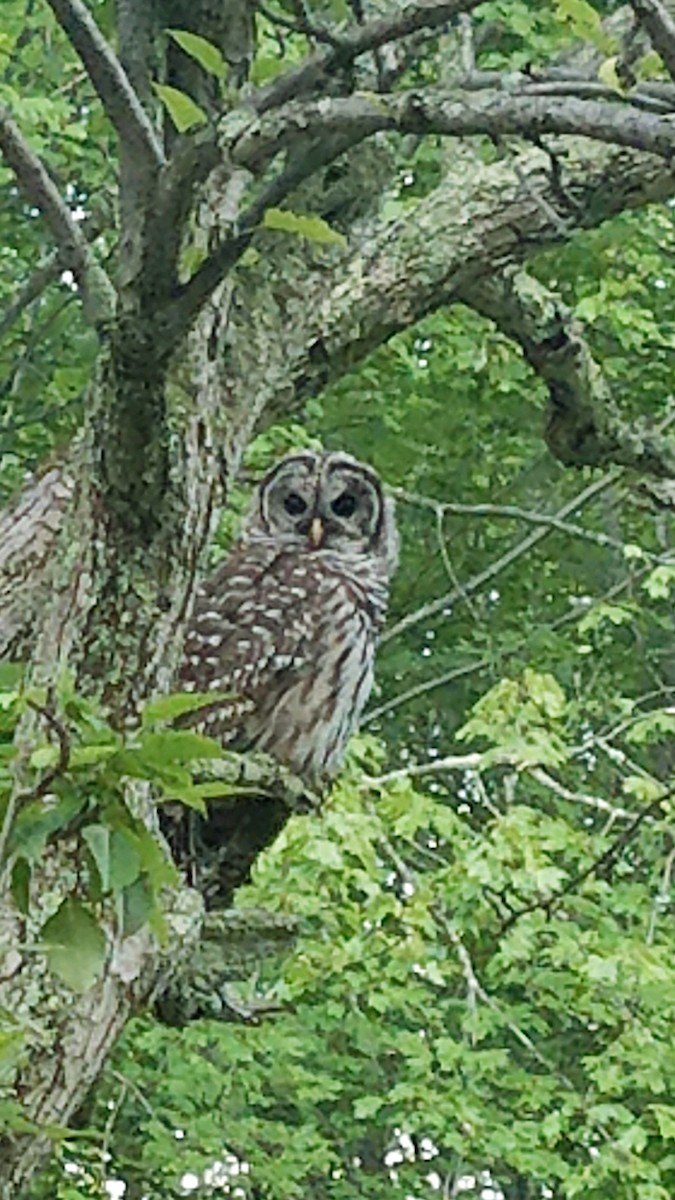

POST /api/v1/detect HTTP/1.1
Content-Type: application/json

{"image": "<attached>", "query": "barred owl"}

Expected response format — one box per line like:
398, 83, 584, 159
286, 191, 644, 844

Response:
179, 451, 398, 782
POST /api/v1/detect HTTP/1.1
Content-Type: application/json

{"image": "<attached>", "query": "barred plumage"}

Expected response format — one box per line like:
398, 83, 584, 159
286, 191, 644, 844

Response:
179, 451, 398, 782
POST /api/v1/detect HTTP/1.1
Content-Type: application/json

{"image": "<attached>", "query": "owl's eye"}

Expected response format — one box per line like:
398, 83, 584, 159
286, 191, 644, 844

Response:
284, 492, 307, 516
331, 491, 357, 518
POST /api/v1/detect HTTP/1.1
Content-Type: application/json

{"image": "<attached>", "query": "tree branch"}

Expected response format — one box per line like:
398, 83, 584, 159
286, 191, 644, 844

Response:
3, 136, 675, 653
464, 270, 675, 476
164, 86, 675, 347
234, 90, 675, 172
44, 0, 164, 167
497, 789, 670, 936
0, 103, 114, 323
628, 0, 675, 81
394, 485, 667, 559
253, 0, 487, 113
0, 256, 63, 342
384, 472, 619, 643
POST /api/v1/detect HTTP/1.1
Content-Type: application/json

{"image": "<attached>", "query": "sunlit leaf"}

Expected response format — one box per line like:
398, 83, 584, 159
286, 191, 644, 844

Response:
166, 29, 227, 79
40, 897, 106, 992
152, 83, 208, 132
262, 208, 346, 247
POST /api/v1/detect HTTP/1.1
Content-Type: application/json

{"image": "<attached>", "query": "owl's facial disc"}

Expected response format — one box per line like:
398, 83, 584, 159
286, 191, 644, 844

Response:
256, 452, 384, 552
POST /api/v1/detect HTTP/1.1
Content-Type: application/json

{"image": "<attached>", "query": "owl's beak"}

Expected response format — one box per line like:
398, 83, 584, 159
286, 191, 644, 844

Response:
308, 516, 324, 547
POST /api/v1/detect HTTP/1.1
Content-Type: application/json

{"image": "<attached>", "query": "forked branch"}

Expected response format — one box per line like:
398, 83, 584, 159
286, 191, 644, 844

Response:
45, 0, 164, 166
0, 103, 114, 322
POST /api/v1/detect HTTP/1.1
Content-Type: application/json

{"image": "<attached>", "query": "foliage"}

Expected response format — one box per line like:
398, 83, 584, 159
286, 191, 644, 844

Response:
0, 675, 242, 992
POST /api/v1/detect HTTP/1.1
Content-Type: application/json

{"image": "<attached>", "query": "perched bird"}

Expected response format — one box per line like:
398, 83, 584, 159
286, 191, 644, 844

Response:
179, 449, 398, 782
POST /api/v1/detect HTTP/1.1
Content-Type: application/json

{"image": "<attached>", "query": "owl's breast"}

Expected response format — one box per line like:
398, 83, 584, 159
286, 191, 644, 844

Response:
180, 549, 387, 781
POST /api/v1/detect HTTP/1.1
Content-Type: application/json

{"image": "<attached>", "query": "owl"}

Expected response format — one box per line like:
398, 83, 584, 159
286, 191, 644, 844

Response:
179, 450, 398, 783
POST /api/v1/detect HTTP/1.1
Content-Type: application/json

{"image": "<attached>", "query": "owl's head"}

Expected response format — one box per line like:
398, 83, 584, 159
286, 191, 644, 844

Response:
245, 451, 398, 573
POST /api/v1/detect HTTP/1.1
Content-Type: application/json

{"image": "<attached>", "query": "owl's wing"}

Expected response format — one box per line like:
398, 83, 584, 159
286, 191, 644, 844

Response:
179, 544, 315, 746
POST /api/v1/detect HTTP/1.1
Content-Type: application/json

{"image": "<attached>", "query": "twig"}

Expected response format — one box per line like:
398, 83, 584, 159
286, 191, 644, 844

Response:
0, 256, 63, 341
366, 804, 417, 893
162, 128, 356, 351
253, 0, 487, 114
384, 471, 619, 642
394, 487, 667, 562
529, 768, 633, 822
434, 908, 577, 1090
257, 2, 342, 47
365, 659, 490, 724
367, 753, 635, 825
435, 507, 481, 623
44, 0, 164, 167
646, 837, 675, 945
23, 701, 71, 801
365, 750, 500, 786
498, 789, 671, 936
0, 103, 114, 322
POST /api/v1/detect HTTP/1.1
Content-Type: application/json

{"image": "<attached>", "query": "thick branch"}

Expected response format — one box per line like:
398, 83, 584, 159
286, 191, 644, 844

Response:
165, 88, 675, 345
234, 89, 675, 171
274, 140, 675, 417
629, 0, 675, 80
3, 138, 675, 651
464, 271, 675, 476
44, 0, 164, 166
0, 103, 114, 323
116, 0, 155, 108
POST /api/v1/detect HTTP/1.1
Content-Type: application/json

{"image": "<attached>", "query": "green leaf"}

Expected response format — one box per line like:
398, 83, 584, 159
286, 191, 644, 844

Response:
554, 0, 615, 52
643, 565, 675, 600
0, 661, 24, 690
578, 603, 634, 634
166, 29, 227, 79
129, 729, 226, 764
152, 83, 208, 132
622, 775, 664, 803
133, 824, 179, 891
10, 857, 30, 914
626, 710, 675, 746
523, 669, 566, 718
69, 743, 120, 767
303, 837, 344, 868
651, 1106, 675, 1139
82, 823, 110, 892
636, 50, 665, 81
262, 208, 346, 247
353, 1095, 383, 1119
109, 828, 142, 893
598, 56, 624, 94
9, 791, 86, 861
585, 954, 619, 984
40, 897, 106, 992
141, 690, 232, 726
250, 53, 288, 86
121, 875, 153, 938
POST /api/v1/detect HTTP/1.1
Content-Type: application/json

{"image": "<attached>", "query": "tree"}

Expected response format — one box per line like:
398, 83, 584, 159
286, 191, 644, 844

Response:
1, 0, 675, 1196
